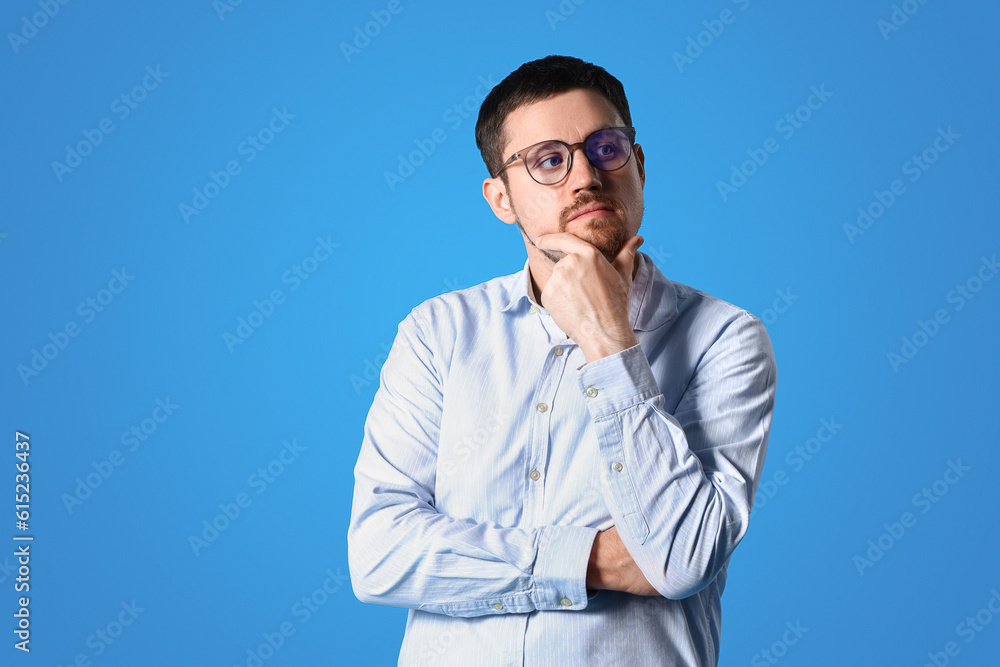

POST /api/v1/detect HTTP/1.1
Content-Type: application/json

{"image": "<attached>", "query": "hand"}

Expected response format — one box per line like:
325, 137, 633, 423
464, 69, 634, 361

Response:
586, 525, 659, 596
533, 234, 644, 363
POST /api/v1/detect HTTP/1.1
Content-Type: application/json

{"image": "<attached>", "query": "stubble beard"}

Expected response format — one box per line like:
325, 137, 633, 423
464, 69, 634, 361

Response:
512, 192, 641, 264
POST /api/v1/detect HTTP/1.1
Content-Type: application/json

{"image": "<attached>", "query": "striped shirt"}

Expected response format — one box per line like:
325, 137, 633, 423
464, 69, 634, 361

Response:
349, 250, 777, 666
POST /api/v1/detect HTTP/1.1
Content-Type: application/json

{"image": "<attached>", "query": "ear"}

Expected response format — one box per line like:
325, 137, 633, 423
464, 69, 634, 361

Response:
483, 176, 517, 225
634, 143, 646, 189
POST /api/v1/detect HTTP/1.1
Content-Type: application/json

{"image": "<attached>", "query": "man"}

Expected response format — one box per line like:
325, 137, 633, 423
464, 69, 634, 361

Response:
349, 55, 777, 666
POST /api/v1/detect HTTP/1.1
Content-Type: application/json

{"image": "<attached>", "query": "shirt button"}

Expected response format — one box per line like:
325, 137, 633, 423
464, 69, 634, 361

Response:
493, 603, 503, 611
529, 469, 541, 481
612, 462, 624, 472
553, 345, 564, 356
560, 598, 572, 607
586, 386, 599, 398
530, 305, 540, 314
536, 402, 548, 413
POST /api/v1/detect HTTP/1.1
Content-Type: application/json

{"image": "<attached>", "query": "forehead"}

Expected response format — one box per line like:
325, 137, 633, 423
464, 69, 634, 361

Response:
502, 88, 624, 155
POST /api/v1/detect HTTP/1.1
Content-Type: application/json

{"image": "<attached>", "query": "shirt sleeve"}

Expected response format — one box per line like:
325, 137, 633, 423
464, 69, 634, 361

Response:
348, 308, 598, 617
577, 311, 776, 600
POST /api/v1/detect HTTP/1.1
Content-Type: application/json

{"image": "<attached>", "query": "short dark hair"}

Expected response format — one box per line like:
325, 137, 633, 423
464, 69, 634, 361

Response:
475, 55, 633, 180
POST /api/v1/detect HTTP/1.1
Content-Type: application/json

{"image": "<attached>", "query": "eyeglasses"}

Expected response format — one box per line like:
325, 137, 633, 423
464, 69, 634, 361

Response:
492, 126, 637, 185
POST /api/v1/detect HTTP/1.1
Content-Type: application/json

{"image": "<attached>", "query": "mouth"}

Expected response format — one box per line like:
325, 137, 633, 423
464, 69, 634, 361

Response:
567, 202, 615, 223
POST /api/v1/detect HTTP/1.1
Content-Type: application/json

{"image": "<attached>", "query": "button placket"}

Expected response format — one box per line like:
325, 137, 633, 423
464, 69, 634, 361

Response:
524, 340, 571, 526
530, 385, 551, 494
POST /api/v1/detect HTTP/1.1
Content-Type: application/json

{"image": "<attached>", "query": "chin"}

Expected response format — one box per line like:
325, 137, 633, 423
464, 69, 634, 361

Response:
577, 226, 629, 261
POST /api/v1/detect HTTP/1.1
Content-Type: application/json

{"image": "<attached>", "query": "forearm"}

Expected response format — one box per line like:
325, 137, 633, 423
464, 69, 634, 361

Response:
582, 467, 740, 600
349, 456, 598, 616
579, 315, 776, 599
348, 410, 597, 616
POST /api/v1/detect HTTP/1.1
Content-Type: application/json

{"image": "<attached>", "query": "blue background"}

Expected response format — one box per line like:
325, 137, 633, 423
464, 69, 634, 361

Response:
3, 0, 999, 665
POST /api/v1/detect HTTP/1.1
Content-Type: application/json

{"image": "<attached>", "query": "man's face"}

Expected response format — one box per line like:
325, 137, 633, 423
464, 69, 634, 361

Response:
484, 88, 646, 264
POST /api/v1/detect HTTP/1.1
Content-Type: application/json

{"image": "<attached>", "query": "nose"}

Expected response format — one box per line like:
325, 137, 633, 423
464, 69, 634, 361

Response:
566, 145, 602, 192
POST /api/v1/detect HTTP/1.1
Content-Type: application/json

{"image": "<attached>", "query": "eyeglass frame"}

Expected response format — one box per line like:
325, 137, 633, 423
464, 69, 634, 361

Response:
490, 126, 638, 185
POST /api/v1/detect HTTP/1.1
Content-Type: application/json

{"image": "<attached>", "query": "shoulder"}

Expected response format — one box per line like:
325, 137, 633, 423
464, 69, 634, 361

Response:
397, 267, 524, 348
666, 277, 773, 359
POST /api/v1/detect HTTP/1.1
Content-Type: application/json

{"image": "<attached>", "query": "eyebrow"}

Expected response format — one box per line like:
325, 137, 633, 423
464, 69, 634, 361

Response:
515, 125, 619, 150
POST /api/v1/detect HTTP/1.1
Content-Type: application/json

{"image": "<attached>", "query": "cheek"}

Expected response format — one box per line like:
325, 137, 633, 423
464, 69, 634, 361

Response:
622, 186, 644, 214
520, 191, 561, 224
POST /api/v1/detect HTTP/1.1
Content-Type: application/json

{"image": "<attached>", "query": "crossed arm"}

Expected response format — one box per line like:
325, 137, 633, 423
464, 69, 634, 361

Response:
347, 304, 777, 615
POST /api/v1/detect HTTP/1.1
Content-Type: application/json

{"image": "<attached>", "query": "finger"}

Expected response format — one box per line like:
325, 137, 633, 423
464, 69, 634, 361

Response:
535, 231, 602, 257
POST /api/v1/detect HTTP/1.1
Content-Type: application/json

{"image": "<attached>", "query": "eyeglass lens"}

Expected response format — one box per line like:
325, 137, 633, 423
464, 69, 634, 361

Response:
524, 128, 632, 184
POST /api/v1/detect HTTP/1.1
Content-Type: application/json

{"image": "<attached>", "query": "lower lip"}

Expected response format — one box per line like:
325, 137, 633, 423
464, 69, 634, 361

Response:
569, 209, 613, 222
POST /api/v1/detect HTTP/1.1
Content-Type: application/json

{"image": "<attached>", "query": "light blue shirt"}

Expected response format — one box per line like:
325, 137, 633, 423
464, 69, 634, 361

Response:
349, 251, 777, 666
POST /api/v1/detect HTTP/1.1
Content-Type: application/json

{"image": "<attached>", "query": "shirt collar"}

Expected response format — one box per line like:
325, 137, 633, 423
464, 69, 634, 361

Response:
497, 251, 678, 332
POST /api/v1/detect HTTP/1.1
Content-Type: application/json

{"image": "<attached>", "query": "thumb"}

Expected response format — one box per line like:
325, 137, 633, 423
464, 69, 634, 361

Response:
613, 235, 644, 281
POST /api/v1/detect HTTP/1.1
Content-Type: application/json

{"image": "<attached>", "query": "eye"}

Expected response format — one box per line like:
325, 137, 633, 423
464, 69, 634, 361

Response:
594, 143, 618, 158
589, 143, 622, 167
526, 142, 567, 173
535, 153, 564, 170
